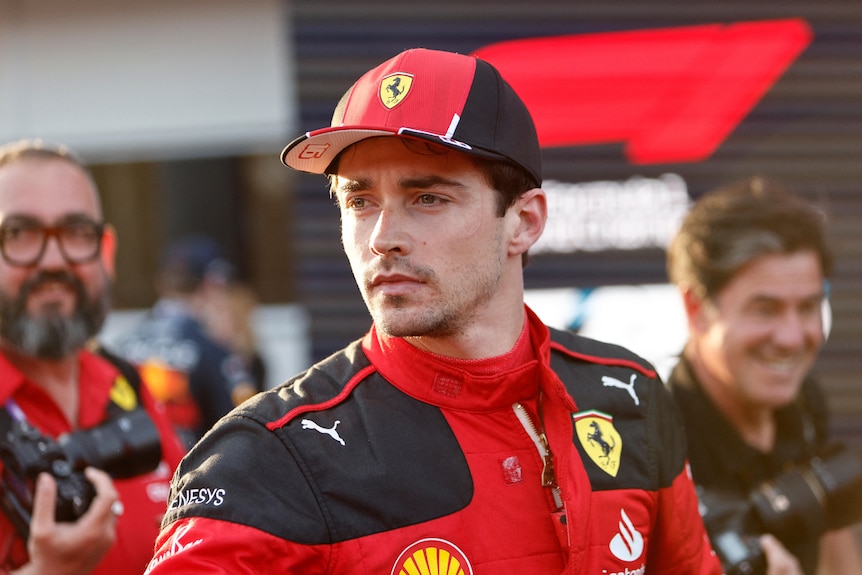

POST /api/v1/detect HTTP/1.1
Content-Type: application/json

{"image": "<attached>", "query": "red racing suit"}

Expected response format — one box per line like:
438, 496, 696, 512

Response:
0, 349, 187, 575
146, 308, 720, 574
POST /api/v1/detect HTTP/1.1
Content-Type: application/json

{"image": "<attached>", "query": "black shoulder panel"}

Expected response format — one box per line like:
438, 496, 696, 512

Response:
547, 329, 686, 492
162, 340, 473, 544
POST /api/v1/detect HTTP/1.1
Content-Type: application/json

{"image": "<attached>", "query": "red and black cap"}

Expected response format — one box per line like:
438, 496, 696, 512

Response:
280, 48, 542, 186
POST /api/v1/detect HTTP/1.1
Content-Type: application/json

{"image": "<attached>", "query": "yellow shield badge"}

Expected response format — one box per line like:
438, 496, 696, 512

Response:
379, 73, 413, 109
574, 410, 622, 477
110, 375, 138, 411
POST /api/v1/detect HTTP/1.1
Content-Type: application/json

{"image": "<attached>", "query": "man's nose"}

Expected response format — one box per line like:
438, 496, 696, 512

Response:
38, 234, 69, 268
369, 208, 411, 256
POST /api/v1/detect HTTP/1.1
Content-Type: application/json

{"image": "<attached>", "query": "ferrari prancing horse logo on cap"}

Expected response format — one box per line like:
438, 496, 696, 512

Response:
380, 73, 413, 109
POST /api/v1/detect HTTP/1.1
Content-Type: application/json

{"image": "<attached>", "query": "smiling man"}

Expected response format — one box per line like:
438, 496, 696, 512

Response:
146, 48, 721, 575
667, 176, 862, 574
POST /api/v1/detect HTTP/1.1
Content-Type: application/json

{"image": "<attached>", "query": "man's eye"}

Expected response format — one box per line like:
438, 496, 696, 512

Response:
344, 197, 366, 209
418, 194, 439, 205
800, 301, 821, 317
2, 226, 35, 241
64, 222, 98, 239
752, 304, 779, 318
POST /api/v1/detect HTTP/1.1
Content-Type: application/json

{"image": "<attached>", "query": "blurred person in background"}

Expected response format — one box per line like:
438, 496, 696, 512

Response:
667, 176, 862, 575
199, 279, 267, 396
0, 139, 186, 575
112, 235, 256, 448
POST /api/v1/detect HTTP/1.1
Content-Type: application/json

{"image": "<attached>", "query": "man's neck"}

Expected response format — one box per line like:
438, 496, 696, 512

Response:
1, 344, 80, 427
684, 346, 775, 452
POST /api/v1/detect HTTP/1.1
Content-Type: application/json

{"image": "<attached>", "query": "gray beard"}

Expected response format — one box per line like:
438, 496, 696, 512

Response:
0, 271, 111, 360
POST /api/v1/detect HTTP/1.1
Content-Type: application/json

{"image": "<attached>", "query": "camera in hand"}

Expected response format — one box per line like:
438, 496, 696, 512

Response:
0, 408, 162, 538
699, 444, 862, 575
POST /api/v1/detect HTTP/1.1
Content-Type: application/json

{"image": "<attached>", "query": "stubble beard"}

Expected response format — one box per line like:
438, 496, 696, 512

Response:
364, 259, 502, 340
0, 270, 111, 360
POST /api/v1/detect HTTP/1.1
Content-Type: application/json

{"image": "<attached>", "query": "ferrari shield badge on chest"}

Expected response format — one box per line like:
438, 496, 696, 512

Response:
380, 73, 413, 109
574, 410, 622, 477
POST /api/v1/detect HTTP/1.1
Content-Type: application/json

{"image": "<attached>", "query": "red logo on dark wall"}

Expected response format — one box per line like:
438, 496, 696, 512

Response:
473, 18, 812, 165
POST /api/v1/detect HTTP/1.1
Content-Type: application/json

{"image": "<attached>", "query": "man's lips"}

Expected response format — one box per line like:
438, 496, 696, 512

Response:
371, 273, 420, 286
26, 281, 77, 307
370, 273, 424, 295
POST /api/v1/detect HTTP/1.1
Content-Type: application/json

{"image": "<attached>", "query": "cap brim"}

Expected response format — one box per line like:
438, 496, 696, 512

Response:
281, 126, 514, 175
281, 127, 396, 174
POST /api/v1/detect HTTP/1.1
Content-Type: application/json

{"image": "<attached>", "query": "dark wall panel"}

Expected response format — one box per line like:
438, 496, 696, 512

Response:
290, 2, 862, 440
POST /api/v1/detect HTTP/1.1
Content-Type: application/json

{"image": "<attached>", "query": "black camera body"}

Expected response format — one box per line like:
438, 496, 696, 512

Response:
699, 445, 862, 575
0, 408, 162, 539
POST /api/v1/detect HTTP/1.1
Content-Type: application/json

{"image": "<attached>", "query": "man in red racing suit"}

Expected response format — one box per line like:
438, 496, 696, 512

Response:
146, 309, 719, 574
146, 47, 720, 575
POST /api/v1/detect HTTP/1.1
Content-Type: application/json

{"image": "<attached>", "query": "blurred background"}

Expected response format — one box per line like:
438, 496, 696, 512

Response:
2, 0, 860, 448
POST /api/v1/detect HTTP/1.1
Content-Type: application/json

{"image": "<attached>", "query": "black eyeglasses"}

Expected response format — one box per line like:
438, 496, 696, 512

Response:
0, 218, 105, 267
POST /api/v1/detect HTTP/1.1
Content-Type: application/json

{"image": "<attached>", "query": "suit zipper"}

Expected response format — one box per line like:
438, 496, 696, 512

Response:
513, 396, 563, 509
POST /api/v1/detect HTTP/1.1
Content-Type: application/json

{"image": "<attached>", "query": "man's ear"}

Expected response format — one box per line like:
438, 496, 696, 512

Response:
100, 224, 117, 280
681, 286, 710, 334
508, 187, 547, 257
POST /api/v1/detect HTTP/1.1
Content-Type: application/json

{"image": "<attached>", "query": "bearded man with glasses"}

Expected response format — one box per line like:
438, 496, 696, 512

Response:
0, 215, 107, 361
0, 140, 186, 575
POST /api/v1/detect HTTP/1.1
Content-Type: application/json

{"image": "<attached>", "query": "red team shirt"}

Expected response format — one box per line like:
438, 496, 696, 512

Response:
0, 349, 186, 574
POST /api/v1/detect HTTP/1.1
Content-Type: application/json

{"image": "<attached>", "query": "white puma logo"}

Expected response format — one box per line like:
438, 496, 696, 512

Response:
301, 419, 346, 445
602, 374, 639, 406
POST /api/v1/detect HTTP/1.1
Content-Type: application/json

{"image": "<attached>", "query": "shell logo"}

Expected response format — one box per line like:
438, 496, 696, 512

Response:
391, 538, 473, 575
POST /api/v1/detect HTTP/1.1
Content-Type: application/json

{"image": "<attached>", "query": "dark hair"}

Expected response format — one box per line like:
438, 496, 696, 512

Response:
157, 235, 234, 295
471, 155, 539, 217
667, 176, 833, 300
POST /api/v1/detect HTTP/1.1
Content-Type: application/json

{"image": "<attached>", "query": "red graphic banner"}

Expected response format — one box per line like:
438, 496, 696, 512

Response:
473, 19, 812, 164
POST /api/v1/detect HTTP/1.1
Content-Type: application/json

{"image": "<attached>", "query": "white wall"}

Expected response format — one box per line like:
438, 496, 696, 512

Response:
0, 0, 295, 162
525, 284, 688, 382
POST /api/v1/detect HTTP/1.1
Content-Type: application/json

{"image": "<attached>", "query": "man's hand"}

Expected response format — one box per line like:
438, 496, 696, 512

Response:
13, 468, 121, 575
761, 533, 803, 575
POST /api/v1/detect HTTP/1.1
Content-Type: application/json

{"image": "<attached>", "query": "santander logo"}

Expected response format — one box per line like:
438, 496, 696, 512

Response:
609, 508, 644, 562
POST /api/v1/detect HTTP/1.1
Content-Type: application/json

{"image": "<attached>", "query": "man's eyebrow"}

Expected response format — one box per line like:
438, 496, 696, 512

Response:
336, 174, 465, 193
335, 178, 370, 194
748, 291, 825, 306
398, 175, 465, 190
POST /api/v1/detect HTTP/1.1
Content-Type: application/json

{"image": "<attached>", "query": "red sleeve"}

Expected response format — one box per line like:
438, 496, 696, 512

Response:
145, 517, 330, 574
648, 462, 723, 574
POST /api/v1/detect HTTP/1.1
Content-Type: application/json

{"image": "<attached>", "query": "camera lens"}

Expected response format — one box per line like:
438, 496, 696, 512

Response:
58, 409, 162, 478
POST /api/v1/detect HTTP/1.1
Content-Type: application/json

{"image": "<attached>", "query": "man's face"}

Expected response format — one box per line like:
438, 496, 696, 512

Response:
333, 138, 527, 341
0, 158, 115, 359
694, 250, 825, 410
